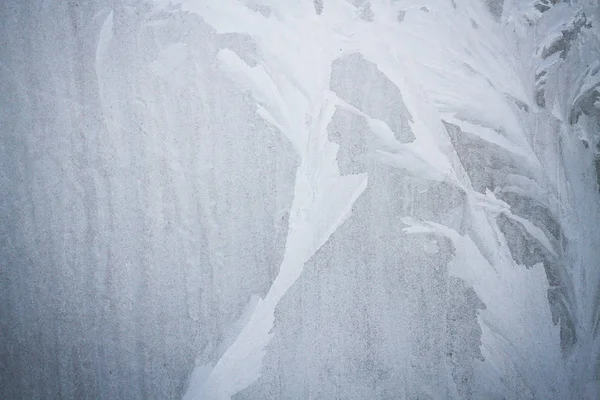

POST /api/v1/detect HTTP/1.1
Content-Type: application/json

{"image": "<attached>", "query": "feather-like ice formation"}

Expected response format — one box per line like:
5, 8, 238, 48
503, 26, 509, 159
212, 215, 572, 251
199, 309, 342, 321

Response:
1, 0, 599, 399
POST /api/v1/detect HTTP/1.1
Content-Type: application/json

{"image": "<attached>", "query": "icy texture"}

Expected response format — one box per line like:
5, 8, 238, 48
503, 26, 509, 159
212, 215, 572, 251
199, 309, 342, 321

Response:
1, 0, 599, 399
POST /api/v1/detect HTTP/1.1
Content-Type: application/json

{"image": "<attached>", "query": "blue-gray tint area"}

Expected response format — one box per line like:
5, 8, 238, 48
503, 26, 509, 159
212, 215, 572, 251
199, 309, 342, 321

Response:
0, 3, 296, 399
2, 0, 600, 399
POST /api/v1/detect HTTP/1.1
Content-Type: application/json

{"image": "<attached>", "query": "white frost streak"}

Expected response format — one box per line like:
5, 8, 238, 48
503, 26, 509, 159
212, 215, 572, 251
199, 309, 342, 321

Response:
475, 190, 558, 257
95, 9, 113, 77
95, 9, 114, 117
174, 1, 481, 397
179, 2, 371, 399
175, 2, 459, 398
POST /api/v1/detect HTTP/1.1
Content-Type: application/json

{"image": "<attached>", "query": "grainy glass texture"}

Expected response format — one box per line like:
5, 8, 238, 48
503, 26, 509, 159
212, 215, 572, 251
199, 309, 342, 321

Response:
1, 1, 599, 399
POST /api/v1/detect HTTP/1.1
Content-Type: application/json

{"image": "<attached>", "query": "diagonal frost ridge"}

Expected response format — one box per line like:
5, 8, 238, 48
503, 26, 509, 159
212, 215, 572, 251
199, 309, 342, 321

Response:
144, 1, 600, 399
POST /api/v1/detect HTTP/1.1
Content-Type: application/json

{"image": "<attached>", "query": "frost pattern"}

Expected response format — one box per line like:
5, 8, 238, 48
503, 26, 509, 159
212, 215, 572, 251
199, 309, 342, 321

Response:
1, 0, 599, 399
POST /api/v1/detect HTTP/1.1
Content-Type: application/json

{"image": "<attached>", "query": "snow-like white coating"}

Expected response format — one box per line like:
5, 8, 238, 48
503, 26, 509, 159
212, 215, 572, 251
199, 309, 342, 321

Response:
1, 0, 599, 399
